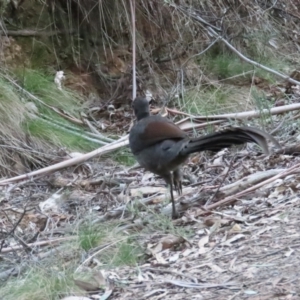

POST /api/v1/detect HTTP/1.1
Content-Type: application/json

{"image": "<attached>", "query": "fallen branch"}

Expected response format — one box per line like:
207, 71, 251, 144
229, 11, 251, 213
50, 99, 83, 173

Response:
219, 169, 286, 195
0, 136, 129, 185
161, 169, 284, 216
205, 163, 300, 211
175, 103, 300, 122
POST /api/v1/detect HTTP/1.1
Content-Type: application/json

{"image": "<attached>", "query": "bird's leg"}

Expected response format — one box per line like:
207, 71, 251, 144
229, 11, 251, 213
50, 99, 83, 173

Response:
161, 172, 179, 218
173, 169, 182, 195
169, 172, 179, 219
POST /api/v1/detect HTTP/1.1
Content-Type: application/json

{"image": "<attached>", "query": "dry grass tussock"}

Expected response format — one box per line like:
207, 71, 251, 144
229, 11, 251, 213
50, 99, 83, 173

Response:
0, 77, 36, 176
0, 70, 86, 177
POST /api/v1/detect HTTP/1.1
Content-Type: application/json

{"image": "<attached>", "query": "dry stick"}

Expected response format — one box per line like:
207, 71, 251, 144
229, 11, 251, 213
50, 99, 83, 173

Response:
0, 138, 129, 185
180, 103, 300, 121
179, 120, 226, 131
166, 107, 197, 117
205, 156, 236, 206
219, 169, 285, 195
205, 163, 300, 211
130, 0, 136, 100
1, 208, 30, 252
177, 5, 300, 86
217, 32, 300, 85
181, 37, 220, 67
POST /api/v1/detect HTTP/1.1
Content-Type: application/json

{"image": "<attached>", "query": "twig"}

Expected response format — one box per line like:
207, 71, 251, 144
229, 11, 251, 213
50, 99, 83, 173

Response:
143, 267, 198, 283
1, 208, 31, 252
168, 103, 300, 123
183, 103, 300, 121
219, 169, 285, 195
205, 156, 236, 206
174, 119, 226, 131
164, 279, 239, 289
82, 118, 115, 142
181, 37, 220, 66
270, 116, 288, 135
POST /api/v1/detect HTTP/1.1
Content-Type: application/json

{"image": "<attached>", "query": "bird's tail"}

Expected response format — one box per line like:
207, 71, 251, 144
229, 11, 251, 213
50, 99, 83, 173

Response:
180, 127, 280, 156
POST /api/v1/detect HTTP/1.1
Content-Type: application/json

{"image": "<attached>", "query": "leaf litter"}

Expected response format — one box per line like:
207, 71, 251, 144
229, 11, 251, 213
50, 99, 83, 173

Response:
1, 109, 300, 299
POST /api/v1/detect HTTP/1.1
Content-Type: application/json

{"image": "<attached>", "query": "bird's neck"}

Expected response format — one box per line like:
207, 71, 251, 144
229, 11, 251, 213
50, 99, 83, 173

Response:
136, 111, 150, 120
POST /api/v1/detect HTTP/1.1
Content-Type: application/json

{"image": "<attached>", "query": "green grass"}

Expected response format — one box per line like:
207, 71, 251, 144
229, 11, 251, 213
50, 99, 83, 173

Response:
200, 50, 288, 83
179, 48, 291, 118
203, 52, 271, 81
111, 148, 136, 166
11, 69, 100, 151
145, 212, 193, 238
180, 85, 242, 116
0, 220, 144, 299
78, 222, 108, 251
16, 69, 82, 114
77, 220, 144, 268
250, 87, 273, 128
183, 87, 231, 115
108, 238, 143, 267
0, 69, 130, 161
0, 267, 80, 300
25, 117, 98, 152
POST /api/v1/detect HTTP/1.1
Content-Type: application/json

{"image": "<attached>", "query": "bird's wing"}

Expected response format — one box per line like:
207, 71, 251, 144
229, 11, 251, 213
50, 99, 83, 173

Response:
139, 116, 187, 147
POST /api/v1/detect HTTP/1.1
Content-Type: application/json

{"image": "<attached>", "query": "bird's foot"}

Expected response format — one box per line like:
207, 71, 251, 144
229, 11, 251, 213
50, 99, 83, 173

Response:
174, 179, 182, 195
171, 209, 180, 219
172, 213, 180, 219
